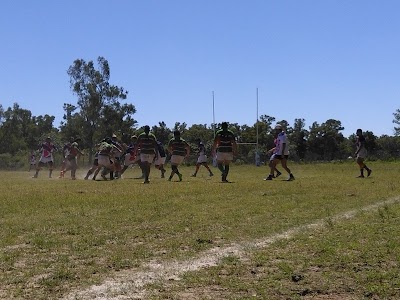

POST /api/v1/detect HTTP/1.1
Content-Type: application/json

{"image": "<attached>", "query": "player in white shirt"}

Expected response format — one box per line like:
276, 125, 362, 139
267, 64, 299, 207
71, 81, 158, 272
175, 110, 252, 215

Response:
264, 124, 295, 181
191, 139, 213, 177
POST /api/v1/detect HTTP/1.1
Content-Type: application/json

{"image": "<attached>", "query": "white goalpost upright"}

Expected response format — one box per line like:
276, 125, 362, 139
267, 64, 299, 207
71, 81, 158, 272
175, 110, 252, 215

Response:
212, 91, 216, 138
255, 87, 261, 166
212, 91, 217, 166
212, 88, 261, 165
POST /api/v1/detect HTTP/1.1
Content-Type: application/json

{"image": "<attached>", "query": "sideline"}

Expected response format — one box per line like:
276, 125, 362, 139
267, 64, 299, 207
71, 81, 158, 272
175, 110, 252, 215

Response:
64, 196, 400, 300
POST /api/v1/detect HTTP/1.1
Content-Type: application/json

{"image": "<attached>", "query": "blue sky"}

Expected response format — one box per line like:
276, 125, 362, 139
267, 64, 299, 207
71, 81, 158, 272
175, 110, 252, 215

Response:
1, 0, 399, 138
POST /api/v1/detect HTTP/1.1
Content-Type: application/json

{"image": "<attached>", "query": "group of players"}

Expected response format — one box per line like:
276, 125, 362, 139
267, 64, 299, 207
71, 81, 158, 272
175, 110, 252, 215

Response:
30, 122, 238, 183
80, 126, 215, 183
29, 123, 372, 182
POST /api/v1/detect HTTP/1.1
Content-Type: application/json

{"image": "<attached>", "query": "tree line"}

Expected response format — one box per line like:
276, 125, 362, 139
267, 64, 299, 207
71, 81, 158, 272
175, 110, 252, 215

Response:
1, 56, 400, 168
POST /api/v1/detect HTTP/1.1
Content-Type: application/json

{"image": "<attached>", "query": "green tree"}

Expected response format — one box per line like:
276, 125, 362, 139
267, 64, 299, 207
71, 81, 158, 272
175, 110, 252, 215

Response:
0, 104, 4, 124
307, 119, 345, 160
173, 122, 187, 134
66, 56, 134, 160
184, 124, 214, 144
288, 118, 308, 160
99, 101, 137, 139
258, 114, 276, 147
376, 135, 400, 159
363, 131, 378, 158
0, 103, 56, 154
0, 104, 27, 154
238, 124, 256, 144
259, 114, 275, 127
151, 122, 172, 144
393, 108, 400, 136
276, 120, 291, 132
30, 114, 57, 150
59, 103, 84, 144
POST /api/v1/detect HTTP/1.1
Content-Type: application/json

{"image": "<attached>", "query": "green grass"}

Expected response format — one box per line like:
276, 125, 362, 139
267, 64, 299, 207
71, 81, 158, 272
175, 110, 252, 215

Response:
162, 200, 400, 299
0, 161, 399, 299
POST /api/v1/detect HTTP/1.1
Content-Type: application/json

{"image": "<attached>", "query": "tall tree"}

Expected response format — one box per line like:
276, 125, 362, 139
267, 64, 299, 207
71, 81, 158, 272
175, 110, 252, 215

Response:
151, 122, 172, 145
0, 104, 27, 153
376, 135, 400, 159
289, 118, 308, 160
307, 119, 345, 160
0, 104, 4, 124
259, 115, 276, 128
258, 115, 276, 149
276, 120, 291, 132
59, 103, 85, 144
99, 101, 137, 139
184, 124, 214, 144
0, 103, 56, 154
66, 57, 134, 159
393, 108, 400, 136
173, 122, 187, 134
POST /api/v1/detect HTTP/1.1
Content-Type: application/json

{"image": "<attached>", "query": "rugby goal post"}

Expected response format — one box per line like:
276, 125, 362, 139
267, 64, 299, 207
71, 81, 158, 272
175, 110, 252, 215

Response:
211, 88, 261, 166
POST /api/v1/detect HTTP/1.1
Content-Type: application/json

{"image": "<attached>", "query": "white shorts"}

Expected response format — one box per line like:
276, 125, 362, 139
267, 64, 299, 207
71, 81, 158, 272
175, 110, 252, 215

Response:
155, 156, 166, 166
39, 155, 53, 164
357, 149, 367, 159
140, 153, 155, 164
216, 152, 233, 163
197, 154, 208, 164
170, 155, 185, 165
98, 155, 113, 168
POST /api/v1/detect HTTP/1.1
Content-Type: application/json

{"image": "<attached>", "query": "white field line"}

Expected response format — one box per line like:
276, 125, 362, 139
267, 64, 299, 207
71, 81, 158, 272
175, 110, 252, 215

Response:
63, 196, 400, 300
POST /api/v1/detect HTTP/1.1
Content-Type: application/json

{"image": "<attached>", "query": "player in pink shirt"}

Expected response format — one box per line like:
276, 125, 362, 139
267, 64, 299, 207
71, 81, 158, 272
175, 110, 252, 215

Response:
33, 137, 57, 178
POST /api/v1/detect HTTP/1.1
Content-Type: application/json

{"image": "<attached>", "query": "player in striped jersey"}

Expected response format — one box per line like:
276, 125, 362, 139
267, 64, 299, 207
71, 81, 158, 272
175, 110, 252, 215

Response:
167, 130, 190, 181
133, 125, 157, 184
212, 122, 237, 182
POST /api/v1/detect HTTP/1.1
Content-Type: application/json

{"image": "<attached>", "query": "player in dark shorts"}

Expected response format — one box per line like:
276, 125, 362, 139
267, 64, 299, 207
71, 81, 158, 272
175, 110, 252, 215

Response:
355, 128, 372, 178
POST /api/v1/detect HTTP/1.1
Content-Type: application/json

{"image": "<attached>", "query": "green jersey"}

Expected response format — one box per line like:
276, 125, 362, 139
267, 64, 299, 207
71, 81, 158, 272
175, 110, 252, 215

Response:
137, 132, 157, 154
98, 142, 115, 156
168, 137, 189, 156
214, 129, 236, 153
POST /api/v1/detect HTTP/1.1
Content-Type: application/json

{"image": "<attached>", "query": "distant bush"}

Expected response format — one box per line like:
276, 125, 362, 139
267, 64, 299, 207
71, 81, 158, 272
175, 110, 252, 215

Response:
0, 153, 25, 170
